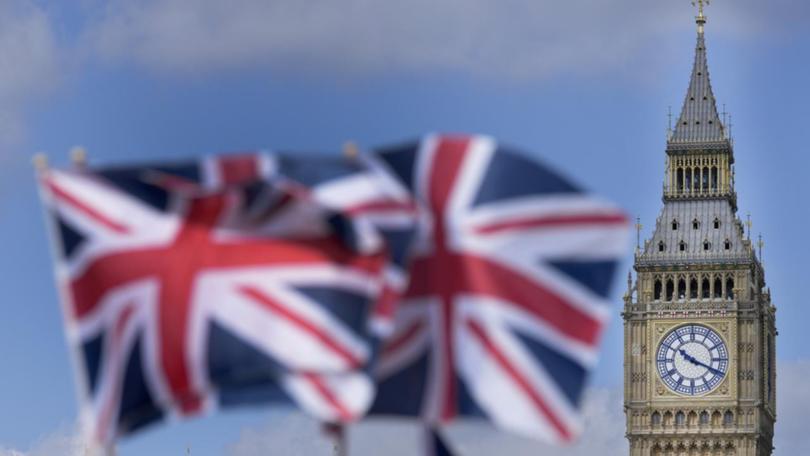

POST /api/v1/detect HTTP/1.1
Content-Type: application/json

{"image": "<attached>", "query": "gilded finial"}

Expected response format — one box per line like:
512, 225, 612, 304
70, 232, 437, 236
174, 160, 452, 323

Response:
635, 217, 642, 252
692, 0, 709, 31
342, 141, 360, 160
70, 146, 88, 167
746, 213, 752, 240
32, 153, 49, 174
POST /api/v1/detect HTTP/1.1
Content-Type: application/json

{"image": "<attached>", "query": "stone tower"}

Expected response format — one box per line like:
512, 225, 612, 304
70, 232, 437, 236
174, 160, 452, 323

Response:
623, 5, 777, 456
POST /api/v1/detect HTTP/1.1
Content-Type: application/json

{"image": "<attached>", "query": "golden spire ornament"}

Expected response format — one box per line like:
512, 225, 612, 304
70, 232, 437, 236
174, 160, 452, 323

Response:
692, 0, 709, 32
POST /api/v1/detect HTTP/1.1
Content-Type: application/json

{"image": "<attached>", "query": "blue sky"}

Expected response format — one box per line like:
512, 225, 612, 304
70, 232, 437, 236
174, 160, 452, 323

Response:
1, 1, 809, 454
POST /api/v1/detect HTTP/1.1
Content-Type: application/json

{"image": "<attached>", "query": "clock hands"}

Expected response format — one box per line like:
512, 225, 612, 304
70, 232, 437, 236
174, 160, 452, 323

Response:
678, 348, 725, 377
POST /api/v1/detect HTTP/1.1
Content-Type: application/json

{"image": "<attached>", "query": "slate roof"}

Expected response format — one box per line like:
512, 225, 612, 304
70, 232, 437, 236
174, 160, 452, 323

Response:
638, 200, 748, 265
639, 16, 754, 267
669, 26, 727, 145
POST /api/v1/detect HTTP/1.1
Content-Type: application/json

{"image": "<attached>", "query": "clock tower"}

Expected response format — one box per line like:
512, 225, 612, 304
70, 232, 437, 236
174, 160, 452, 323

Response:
623, 3, 777, 455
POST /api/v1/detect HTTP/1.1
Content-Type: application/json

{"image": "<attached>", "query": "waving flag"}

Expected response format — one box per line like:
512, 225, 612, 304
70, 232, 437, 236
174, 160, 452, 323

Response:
38, 153, 411, 444
369, 135, 629, 444
38, 135, 630, 448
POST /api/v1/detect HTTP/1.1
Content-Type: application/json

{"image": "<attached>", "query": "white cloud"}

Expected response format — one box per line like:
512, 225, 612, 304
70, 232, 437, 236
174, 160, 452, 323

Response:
774, 359, 810, 454
226, 388, 626, 455
0, 426, 86, 456
84, 0, 810, 80
227, 360, 810, 455
445, 387, 627, 455
226, 411, 333, 455
0, 1, 59, 155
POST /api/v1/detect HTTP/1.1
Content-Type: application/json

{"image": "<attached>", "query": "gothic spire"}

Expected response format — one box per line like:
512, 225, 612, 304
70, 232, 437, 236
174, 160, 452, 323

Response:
669, 2, 726, 145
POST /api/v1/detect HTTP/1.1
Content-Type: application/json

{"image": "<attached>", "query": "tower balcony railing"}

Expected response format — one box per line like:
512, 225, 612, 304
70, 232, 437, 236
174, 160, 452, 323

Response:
645, 300, 738, 312
635, 250, 753, 267
625, 298, 758, 313
662, 185, 735, 201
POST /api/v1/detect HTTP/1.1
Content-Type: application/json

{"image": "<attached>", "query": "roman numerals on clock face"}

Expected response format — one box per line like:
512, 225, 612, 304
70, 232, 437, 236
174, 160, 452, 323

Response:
656, 324, 729, 396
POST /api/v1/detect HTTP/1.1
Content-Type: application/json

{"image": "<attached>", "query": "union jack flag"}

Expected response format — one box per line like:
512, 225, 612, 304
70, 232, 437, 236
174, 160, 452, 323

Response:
368, 135, 629, 444
38, 153, 413, 444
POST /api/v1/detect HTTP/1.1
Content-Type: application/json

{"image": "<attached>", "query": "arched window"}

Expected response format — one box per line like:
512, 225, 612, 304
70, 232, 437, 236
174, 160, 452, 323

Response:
713, 218, 721, 229
711, 411, 722, 426
703, 168, 709, 192
700, 411, 710, 425
726, 278, 734, 299
663, 411, 673, 426
694, 167, 700, 191
652, 411, 662, 426
677, 168, 684, 191
675, 411, 685, 426
702, 278, 710, 299
692, 218, 700, 230
654, 280, 662, 300
687, 411, 698, 427
714, 278, 723, 298
666, 280, 675, 301
672, 219, 679, 230
677, 279, 686, 300
679, 241, 687, 252
711, 166, 718, 191
690, 278, 698, 299
723, 411, 734, 425
724, 239, 732, 250
658, 241, 666, 252
685, 169, 692, 192
703, 240, 711, 251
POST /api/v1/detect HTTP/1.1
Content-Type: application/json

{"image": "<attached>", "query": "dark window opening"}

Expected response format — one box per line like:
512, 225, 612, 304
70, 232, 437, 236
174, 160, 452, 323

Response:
714, 278, 723, 298
724, 240, 731, 250
677, 279, 686, 300
658, 241, 666, 252
666, 280, 674, 301
723, 411, 734, 426
713, 218, 721, 229
692, 219, 700, 230
679, 241, 687, 252
672, 219, 679, 230
702, 278, 711, 299
726, 278, 734, 299
654, 280, 663, 300
703, 241, 711, 251
690, 278, 698, 299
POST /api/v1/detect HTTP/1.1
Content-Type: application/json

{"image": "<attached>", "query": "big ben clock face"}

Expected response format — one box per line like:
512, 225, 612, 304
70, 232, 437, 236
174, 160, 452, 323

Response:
656, 324, 729, 396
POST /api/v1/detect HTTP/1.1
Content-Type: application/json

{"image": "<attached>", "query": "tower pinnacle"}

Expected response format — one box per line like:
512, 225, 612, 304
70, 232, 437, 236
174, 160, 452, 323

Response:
693, 0, 709, 32
669, 0, 725, 147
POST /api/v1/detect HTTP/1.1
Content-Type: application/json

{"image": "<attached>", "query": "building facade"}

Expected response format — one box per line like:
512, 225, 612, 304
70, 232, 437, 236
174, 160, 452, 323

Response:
623, 6, 776, 456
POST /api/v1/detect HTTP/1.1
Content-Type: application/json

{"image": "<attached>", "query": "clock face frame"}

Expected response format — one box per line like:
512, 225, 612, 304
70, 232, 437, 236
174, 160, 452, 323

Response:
656, 324, 729, 396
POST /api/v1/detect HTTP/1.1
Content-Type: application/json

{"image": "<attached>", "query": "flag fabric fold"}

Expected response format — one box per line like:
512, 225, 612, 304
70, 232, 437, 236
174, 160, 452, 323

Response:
38, 134, 630, 447
39, 152, 413, 444
367, 135, 629, 445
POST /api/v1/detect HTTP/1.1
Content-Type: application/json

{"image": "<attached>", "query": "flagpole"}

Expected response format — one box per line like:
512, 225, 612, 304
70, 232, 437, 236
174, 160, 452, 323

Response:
323, 422, 347, 456
35, 149, 115, 456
